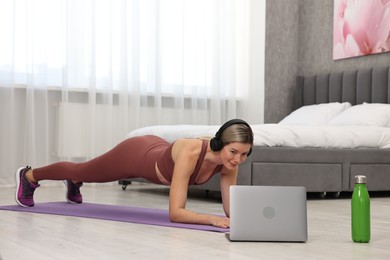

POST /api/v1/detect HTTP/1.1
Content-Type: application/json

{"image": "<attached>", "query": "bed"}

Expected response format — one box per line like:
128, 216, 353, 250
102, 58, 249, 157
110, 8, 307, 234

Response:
121, 66, 390, 197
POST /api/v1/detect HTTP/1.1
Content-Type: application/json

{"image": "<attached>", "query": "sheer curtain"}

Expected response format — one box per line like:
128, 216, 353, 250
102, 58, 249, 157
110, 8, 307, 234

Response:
0, 0, 265, 187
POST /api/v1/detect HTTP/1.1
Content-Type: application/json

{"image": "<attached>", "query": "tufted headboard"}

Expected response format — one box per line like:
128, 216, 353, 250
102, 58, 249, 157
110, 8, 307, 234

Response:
294, 66, 390, 110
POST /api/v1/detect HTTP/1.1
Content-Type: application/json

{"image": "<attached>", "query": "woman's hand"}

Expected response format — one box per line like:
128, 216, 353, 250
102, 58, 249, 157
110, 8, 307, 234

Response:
211, 215, 230, 228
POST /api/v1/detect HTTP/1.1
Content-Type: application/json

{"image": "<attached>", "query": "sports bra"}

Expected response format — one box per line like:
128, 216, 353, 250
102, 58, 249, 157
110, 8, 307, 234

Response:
156, 139, 223, 185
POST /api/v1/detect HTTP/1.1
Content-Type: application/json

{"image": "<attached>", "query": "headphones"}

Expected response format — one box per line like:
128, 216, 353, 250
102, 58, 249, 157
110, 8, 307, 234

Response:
210, 119, 253, 156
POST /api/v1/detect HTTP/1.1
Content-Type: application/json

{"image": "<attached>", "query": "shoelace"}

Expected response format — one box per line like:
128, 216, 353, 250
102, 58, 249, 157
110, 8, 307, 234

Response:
21, 166, 35, 197
69, 182, 82, 196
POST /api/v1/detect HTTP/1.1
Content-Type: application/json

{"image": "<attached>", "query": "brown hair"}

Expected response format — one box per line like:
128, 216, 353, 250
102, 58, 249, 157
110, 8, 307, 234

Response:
220, 123, 253, 146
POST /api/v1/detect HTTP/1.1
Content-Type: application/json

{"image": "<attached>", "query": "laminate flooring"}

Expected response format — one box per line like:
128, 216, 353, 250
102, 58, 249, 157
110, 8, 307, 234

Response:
0, 183, 389, 260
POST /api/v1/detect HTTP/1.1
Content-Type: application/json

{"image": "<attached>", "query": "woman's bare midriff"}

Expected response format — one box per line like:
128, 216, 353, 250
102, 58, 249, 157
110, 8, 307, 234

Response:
155, 161, 215, 185
155, 162, 171, 186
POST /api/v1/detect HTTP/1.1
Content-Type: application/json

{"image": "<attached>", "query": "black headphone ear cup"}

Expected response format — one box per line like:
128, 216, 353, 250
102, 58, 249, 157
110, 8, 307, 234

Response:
210, 137, 223, 151
247, 147, 252, 156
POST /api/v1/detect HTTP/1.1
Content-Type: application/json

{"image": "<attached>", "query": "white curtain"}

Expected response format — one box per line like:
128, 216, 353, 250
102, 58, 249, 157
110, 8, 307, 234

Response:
0, 0, 265, 187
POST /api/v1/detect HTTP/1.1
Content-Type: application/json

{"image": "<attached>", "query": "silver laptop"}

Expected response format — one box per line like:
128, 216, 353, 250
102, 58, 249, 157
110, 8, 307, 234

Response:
228, 185, 308, 242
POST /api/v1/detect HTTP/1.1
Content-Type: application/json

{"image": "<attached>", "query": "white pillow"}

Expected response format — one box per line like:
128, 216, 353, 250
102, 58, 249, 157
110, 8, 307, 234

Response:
328, 103, 390, 127
279, 102, 352, 126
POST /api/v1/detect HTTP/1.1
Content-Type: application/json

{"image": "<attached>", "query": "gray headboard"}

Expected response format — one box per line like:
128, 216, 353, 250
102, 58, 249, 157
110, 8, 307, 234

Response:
294, 66, 390, 110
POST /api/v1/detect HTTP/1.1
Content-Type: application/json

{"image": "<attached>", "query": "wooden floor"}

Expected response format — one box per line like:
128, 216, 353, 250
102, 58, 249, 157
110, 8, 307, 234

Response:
0, 183, 389, 260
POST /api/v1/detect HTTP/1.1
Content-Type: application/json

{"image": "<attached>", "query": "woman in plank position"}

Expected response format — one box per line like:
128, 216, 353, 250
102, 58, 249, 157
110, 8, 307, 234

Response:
15, 119, 253, 228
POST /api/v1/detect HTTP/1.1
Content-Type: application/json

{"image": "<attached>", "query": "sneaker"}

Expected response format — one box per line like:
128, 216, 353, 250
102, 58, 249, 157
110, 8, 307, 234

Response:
15, 166, 40, 207
64, 180, 83, 204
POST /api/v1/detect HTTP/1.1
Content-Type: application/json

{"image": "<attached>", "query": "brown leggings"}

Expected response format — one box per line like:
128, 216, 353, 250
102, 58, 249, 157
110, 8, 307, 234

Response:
32, 136, 168, 184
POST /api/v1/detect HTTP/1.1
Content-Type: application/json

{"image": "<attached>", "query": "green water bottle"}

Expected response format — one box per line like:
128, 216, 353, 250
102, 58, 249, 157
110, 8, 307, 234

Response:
351, 175, 370, 243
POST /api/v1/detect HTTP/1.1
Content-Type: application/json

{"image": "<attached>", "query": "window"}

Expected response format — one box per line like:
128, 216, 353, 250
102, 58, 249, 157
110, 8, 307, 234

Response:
0, 0, 250, 98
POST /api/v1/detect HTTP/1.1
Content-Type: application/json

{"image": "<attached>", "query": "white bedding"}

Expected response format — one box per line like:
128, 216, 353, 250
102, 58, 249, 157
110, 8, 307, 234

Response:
127, 124, 390, 149
127, 103, 390, 149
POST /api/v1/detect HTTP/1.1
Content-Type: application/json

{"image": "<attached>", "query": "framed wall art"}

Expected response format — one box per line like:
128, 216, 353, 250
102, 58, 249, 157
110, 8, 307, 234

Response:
333, 0, 390, 60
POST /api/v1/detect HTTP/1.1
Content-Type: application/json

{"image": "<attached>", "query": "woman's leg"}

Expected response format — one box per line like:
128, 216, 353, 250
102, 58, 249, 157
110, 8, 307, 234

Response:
32, 137, 146, 183
16, 135, 167, 207
16, 138, 140, 207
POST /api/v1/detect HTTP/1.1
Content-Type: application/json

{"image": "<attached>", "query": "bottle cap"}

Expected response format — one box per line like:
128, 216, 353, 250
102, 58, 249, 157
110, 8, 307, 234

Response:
355, 175, 367, 184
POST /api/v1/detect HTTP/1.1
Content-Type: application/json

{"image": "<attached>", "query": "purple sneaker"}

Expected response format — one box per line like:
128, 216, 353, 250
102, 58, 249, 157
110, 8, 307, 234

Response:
64, 180, 83, 204
15, 166, 40, 207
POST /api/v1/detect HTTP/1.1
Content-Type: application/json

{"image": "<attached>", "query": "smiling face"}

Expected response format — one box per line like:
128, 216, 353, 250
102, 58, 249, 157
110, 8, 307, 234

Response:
219, 142, 252, 169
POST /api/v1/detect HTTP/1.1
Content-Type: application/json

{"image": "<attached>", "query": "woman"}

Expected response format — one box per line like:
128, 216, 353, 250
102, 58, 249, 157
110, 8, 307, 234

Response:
15, 119, 253, 228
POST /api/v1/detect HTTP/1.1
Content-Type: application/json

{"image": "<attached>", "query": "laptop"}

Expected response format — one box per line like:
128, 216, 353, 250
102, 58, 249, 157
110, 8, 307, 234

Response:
228, 185, 308, 242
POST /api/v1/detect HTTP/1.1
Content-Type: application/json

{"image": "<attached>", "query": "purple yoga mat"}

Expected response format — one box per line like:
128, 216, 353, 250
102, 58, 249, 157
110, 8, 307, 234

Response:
0, 202, 229, 232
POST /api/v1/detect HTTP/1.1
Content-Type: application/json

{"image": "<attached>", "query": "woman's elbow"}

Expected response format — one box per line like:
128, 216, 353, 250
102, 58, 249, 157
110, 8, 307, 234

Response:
169, 211, 181, 223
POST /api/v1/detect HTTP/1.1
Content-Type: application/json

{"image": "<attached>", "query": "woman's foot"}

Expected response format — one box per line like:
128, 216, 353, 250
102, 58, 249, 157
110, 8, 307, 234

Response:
64, 180, 83, 204
15, 166, 40, 207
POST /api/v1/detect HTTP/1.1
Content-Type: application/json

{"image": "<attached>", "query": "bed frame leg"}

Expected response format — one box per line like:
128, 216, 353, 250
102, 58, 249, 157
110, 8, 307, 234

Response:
118, 180, 132, 190
331, 191, 341, 198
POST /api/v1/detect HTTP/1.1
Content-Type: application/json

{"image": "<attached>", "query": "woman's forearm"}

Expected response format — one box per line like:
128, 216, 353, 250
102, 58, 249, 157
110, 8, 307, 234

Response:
169, 208, 229, 228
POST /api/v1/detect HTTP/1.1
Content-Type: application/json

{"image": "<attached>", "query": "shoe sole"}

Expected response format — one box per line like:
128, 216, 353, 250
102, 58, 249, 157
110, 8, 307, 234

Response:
15, 167, 29, 207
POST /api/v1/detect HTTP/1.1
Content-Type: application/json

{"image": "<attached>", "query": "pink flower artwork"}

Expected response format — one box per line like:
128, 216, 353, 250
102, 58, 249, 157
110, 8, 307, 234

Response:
333, 0, 390, 60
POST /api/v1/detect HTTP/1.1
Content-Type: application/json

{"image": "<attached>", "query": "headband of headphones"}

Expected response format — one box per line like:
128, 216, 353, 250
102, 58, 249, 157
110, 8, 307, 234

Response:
210, 119, 253, 156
